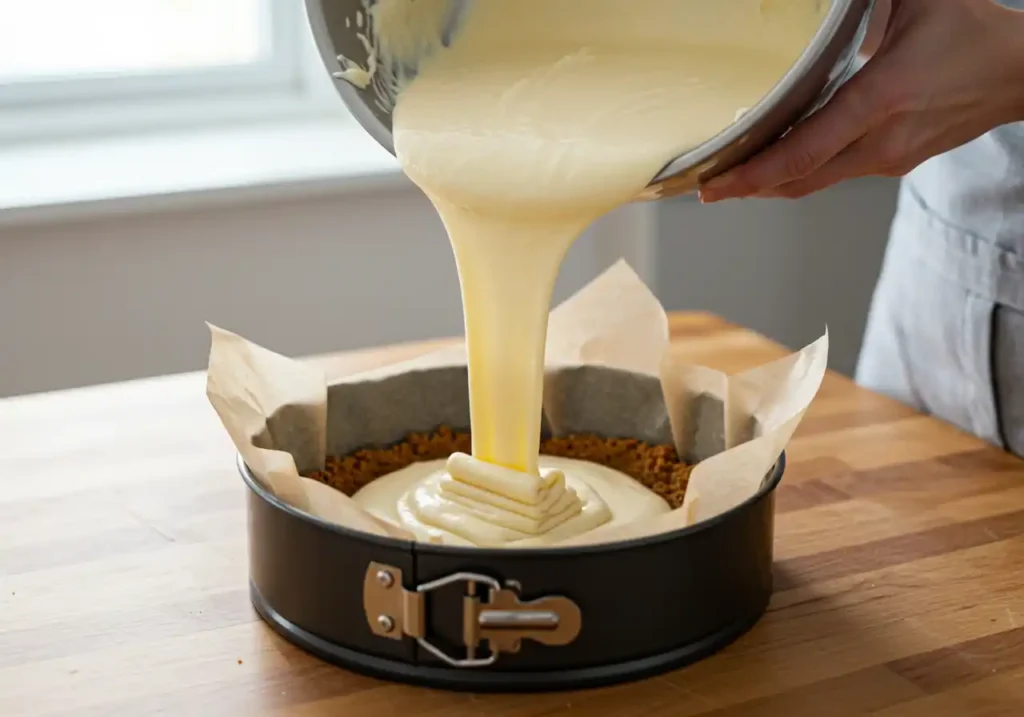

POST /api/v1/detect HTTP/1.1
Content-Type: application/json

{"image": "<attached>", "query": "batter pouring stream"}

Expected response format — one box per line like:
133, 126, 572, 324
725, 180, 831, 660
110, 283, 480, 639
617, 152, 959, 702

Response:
345, 0, 826, 546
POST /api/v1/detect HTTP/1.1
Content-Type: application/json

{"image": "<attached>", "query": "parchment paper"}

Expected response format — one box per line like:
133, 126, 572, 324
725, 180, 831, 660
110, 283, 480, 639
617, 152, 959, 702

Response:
206, 260, 827, 546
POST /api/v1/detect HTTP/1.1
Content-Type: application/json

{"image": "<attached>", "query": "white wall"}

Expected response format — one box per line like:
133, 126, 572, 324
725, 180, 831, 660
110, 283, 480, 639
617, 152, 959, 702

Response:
1, 176, 898, 398
656, 177, 900, 375
0, 183, 651, 398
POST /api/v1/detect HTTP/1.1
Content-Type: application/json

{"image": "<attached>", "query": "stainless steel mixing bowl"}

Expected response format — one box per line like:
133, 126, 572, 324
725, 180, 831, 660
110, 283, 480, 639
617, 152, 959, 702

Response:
305, 0, 875, 200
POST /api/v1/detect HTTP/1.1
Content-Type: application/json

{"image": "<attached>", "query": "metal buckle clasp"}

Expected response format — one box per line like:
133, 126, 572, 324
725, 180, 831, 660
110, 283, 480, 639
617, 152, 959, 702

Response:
363, 562, 582, 668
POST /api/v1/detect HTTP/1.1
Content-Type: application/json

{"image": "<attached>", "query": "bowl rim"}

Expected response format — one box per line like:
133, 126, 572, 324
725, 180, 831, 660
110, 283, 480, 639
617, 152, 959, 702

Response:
303, 0, 872, 188
650, 0, 872, 184
237, 448, 785, 556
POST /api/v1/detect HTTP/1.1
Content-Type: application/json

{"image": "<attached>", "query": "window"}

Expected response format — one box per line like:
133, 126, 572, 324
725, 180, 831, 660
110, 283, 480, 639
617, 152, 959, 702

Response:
0, 0, 346, 143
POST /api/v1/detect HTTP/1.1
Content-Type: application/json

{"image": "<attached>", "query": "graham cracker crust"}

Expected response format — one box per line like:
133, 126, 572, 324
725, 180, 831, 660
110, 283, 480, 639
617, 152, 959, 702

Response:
306, 426, 692, 508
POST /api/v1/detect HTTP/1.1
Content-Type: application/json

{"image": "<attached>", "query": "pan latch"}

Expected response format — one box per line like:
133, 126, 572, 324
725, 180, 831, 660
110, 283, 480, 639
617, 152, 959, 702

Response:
363, 562, 582, 668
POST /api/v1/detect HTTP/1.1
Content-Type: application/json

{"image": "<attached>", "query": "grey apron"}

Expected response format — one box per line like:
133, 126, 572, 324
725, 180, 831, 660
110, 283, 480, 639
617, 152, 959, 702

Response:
855, 116, 1024, 453
856, 0, 1024, 453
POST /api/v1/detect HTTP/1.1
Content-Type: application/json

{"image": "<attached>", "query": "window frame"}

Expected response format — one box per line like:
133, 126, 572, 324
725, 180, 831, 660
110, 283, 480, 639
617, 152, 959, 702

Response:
0, 0, 345, 145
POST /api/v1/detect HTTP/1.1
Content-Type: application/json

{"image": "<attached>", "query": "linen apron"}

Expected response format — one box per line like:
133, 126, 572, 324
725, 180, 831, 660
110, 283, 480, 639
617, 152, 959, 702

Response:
855, 5, 1024, 454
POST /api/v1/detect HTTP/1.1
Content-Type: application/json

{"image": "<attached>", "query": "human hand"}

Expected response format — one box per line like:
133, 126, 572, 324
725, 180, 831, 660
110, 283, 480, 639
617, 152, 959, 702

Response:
699, 0, 1024, 203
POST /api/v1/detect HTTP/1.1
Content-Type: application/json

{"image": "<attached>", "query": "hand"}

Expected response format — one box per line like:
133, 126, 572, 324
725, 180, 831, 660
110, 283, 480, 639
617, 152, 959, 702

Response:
699, 0, 1024, 203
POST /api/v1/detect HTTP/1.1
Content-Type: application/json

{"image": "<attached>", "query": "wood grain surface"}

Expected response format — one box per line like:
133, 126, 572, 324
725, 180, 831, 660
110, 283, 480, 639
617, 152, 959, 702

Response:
3, 312, 1024, 716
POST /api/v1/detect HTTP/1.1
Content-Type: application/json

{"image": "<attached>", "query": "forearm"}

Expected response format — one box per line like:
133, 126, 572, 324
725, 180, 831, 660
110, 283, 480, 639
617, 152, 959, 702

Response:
991, 3, 1024, 122
1012, 32, 1024, 123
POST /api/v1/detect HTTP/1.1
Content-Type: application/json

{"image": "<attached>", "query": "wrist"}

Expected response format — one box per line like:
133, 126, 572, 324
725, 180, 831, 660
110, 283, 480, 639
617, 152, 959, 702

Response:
993, 5, 1024, 121
1014, 43, 1024, 123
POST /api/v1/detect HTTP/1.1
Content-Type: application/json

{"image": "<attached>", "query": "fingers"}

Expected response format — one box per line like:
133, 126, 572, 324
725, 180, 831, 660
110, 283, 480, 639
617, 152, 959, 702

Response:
748, 109, 930, 199
699, 69, 889, 203
749, 133, 887, 200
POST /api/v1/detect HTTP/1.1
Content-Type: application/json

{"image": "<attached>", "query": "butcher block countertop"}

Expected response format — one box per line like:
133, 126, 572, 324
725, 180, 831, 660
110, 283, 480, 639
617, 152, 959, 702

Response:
3, 312, 1024, 716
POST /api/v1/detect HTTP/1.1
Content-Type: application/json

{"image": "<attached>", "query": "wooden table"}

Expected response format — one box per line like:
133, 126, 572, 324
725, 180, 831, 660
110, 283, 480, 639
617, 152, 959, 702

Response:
4, 312, 1024, 716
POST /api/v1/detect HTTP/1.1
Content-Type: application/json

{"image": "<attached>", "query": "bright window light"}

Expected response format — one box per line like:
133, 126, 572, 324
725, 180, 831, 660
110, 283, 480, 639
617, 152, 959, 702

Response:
0, 0, 270, 84
0, 1, 345, 142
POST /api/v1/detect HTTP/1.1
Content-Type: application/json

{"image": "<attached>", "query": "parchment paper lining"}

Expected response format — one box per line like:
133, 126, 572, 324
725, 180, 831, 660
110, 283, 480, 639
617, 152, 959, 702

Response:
206, 260, 828, 547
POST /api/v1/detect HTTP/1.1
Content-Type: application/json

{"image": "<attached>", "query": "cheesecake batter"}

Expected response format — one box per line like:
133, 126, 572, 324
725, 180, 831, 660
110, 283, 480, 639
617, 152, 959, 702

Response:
355, 455, 670, 547
343, 0, 826, 546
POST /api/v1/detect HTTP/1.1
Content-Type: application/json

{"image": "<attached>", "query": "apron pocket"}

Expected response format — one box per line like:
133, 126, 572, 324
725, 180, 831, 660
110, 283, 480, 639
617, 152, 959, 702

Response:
991, 304, 1024, 456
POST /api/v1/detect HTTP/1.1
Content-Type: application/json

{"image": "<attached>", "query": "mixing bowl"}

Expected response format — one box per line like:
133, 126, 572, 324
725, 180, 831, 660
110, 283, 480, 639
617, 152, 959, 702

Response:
305, 0, 874, 199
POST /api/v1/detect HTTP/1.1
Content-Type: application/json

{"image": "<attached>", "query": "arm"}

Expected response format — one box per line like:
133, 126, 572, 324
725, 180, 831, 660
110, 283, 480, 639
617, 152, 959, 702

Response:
700, 0, 1024, 203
